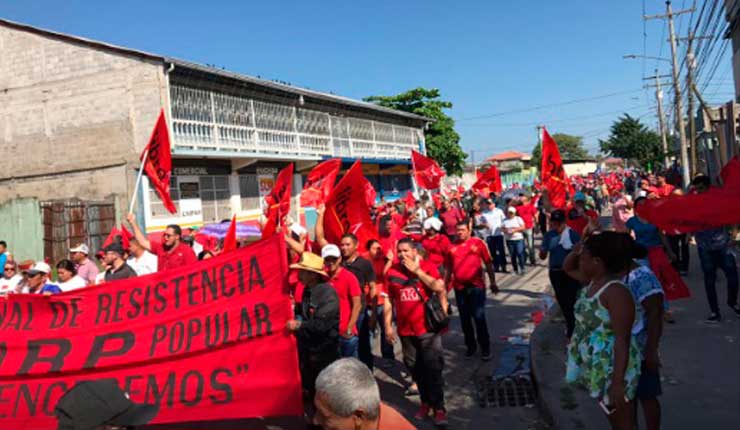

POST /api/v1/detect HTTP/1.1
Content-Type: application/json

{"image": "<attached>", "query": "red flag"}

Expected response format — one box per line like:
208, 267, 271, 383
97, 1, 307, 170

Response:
262, 164, 294, 238
411, 150, 445, 190
300, 158, 341, 207
222, 215, 238, 252
637, 157, 740, 233
363, 177, 377, 207
324, 161, 378, 246
142, 110, 176, 213
101, 225, 133, 251
540, 127, 568, 208
472, 165, 503, 195
432, 193, 442, 210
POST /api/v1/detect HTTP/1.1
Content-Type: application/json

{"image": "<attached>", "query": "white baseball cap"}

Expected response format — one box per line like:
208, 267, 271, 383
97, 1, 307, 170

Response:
290, 224, 307, 237
321, 244, 341, 259
70, 244, 89, 254
507, 206, 517, 213
27, 262, 51, 276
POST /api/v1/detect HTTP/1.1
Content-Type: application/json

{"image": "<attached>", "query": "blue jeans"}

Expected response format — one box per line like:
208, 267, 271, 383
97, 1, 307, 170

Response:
506, 239, 526, 273
340, 335, 359, 358
454, 287, 490, 354
357, 307, 372, 367
376, 305, 395, 360
523, 229, 536, 265
486, 235, 507, 272
697, 246, 739, 314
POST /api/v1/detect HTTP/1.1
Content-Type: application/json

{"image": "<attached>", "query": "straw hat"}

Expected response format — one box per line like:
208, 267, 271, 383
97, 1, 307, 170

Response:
289, 252, 329, 278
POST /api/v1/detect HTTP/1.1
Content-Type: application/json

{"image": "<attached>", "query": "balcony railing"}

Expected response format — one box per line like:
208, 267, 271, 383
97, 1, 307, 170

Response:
169, 84, 421, 160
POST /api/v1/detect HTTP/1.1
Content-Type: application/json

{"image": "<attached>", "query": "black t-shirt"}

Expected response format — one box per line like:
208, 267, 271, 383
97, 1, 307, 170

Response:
342, 256, 375, 307
342, 256, 376, 287
104, 263, 138, 282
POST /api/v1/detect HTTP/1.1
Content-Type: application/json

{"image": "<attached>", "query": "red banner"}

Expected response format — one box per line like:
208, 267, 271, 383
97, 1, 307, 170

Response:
324, 161, 378, 247
0, 235, 302, 429
540, 127, 568, 208
300, 159, 341, 208
142, 110, 176, 214
636, 157, 740, 233
262, 164, 294, 238
472, 165, 503, 194
411, 150, 445, 190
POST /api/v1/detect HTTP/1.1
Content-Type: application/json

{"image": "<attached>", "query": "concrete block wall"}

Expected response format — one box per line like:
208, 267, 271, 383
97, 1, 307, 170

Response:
0, 25, 168, 209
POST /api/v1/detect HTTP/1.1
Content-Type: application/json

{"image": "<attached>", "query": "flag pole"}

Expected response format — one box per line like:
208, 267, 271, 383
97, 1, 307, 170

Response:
128, 148, 149, 215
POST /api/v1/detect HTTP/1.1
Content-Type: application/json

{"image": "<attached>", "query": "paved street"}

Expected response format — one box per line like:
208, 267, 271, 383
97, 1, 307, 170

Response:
376, 264, 554, 429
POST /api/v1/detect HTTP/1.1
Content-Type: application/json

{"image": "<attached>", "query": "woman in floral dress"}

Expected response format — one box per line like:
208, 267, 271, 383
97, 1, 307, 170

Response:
563, 232, 642, 430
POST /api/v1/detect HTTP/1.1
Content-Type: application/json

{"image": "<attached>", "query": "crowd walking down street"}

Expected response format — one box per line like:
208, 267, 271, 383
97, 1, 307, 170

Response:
3, 161, 740, 430
2, 4, 740, 429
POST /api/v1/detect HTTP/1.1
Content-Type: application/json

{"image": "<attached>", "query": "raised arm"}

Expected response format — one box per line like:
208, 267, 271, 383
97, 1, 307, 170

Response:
126, 213, 151, 251
314, 204, 329, 248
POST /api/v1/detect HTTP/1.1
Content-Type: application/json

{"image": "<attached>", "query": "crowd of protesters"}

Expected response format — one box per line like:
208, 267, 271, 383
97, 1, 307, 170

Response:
1, 165, 739, 430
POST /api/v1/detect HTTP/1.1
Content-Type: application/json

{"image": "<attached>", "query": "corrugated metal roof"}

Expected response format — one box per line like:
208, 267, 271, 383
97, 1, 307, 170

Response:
0, 18, 431, 123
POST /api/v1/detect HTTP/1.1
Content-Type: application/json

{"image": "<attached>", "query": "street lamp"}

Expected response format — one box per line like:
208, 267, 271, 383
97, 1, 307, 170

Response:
622, 54, 672, 63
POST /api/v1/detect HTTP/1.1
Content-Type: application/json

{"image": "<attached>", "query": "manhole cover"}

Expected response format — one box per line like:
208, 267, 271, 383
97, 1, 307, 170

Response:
476, 374, 537, 408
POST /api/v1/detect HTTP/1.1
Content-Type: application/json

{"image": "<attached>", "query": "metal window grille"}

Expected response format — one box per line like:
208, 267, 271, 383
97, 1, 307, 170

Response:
169, 83, 422, 160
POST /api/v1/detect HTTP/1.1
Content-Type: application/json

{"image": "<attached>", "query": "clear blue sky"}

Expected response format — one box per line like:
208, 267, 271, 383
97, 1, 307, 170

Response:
3, 0, 734, 161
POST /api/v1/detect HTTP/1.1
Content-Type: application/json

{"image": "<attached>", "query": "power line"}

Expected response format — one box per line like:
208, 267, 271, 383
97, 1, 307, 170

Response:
457, 104, 650, 128
455, 88, 644, 122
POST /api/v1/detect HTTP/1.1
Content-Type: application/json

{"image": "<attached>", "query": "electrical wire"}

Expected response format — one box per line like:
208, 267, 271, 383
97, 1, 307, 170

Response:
454, 89, 644, 122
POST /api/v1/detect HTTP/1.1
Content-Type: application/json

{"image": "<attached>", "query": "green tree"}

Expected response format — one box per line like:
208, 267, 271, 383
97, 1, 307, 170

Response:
530, 133, 590, 168
364, 88, 466, 175
599, 114, 662, 168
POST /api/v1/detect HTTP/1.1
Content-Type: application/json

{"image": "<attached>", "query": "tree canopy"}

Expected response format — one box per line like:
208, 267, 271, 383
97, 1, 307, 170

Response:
364, 88, 466, 175
530, 133, 590, 168
599, 114, 663, 168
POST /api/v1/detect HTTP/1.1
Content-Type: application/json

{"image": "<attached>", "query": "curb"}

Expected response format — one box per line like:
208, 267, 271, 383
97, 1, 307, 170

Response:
530, 305, 558, 428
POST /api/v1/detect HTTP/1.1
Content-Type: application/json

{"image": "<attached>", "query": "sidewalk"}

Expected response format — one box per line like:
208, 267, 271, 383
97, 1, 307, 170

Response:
375, 264, 553, 429
531, 245, 740, 429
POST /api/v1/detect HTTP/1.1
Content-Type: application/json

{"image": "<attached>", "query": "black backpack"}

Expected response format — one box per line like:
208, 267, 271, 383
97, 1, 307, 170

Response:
389, 275, 450, 333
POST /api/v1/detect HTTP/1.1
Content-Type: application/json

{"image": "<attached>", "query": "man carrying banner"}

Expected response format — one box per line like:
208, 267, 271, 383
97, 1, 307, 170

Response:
286, 252, 340, 404
25, 261, 61, 295
446, 221, 498, 360
127, 214, 197, 272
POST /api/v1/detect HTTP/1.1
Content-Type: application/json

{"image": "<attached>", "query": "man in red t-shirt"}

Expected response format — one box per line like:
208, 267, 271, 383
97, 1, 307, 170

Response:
446, 221, 499, 361
655, 175, 676, 197
384, 238, 449, 426
516, 194, 538, 266
322, 244, 362, 359
127, 214, 197, 272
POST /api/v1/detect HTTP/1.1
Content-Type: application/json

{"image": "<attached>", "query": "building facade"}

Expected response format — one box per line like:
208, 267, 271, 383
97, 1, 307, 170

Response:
0, 19, 428, 244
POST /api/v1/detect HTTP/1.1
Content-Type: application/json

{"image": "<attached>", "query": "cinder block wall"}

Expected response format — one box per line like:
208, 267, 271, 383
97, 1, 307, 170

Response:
0, 25, 168, 214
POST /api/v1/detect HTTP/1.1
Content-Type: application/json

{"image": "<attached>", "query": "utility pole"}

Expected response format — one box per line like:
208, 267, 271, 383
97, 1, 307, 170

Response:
643, 70, 672, 168
679, 32, 713, 177
645, 1, 694, 186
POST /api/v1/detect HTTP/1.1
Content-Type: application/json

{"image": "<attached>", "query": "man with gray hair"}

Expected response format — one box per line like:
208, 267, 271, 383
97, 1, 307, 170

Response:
313, 358, 414, 430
